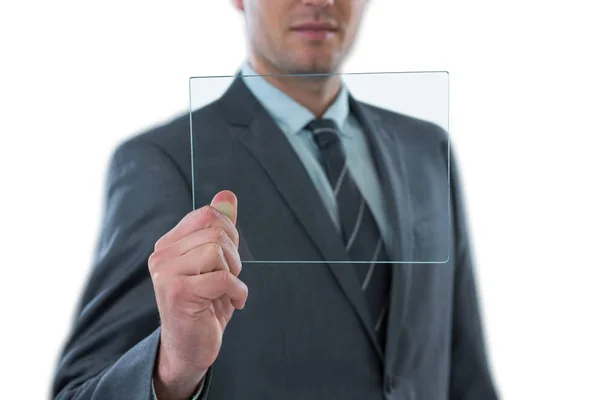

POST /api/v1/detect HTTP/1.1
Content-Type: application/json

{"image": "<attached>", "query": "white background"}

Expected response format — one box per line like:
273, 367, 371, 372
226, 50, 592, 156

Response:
1, 1, 599, 398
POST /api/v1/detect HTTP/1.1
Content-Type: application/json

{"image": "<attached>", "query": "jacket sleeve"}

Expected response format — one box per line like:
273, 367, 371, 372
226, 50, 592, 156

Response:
448, 145, 500, 400
51, 137, 211, 399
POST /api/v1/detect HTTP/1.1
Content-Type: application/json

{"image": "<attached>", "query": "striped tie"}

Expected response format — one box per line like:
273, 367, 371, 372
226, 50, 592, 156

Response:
306, 119, 391, 349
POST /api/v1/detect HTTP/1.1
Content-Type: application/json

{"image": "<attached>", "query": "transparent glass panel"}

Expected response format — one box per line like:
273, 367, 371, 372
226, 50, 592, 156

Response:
190, 71, 450, 263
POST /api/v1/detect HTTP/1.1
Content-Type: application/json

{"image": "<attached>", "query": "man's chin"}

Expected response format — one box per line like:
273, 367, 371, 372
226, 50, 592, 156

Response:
285, 61, 339, 77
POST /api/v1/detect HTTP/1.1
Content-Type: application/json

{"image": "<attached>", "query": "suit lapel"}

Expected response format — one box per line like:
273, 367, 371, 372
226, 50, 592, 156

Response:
350, 98, 416, 375
217, 77, 384, 361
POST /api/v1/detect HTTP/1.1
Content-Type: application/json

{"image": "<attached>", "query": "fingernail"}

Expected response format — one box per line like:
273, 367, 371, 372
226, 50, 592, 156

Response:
213, 201, 235, 221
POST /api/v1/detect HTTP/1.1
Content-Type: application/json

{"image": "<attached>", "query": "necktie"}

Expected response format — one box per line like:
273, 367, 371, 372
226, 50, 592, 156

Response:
306, 118, 391, 348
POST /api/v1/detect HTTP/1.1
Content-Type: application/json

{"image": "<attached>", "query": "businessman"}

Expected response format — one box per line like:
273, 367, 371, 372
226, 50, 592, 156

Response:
52, 0, 499, 399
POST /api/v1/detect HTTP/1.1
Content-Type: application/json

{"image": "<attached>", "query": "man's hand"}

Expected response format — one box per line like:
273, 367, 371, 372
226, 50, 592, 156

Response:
149, 190, 248, 399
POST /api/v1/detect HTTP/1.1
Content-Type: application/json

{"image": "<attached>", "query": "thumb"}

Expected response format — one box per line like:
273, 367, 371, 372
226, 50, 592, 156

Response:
210, 190, 238, 225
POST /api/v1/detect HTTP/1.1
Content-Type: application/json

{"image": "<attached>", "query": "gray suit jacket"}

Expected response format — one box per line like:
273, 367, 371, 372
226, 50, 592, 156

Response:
52, 76, 499, 399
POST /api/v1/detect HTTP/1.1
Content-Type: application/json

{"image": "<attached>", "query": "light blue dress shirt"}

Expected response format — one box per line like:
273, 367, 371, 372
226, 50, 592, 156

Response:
240, 62, 392, 249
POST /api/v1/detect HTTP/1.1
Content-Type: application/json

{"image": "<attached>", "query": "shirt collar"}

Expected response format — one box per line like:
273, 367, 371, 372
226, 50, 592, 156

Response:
240, 61, 350, 136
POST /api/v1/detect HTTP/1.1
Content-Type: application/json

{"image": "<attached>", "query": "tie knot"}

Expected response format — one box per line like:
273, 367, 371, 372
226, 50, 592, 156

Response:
305, 119, 341, 150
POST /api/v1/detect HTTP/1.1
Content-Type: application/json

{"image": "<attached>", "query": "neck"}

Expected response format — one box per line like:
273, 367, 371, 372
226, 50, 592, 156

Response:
248, 56, 341, 118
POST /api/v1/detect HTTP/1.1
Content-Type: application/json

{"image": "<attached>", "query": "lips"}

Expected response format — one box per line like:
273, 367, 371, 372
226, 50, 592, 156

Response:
291, 22, 338, 40
291, 22, 337, 31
